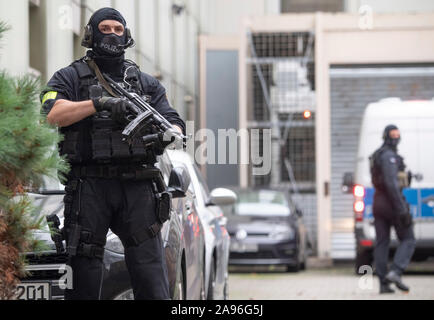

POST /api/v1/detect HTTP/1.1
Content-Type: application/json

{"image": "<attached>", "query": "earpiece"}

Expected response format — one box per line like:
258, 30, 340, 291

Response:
81, 24, 93, 48
81, 24, 135, 49
123, 28, 135, 49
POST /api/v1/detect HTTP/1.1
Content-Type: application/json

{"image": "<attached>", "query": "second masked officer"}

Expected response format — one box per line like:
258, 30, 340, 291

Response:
41, 7, 185, 300
370, 125, 416, 294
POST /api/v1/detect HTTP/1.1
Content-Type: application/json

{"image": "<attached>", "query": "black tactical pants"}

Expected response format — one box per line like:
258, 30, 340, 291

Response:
63, 177, 170, 300
373, 211, 416, 283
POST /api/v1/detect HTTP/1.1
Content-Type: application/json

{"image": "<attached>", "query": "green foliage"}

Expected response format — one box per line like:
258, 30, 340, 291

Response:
0, 73, 69, 186
0, 23, 68, 299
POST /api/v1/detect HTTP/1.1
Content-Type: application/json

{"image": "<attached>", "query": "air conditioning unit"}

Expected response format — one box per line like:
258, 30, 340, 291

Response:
270, 60, 315, 113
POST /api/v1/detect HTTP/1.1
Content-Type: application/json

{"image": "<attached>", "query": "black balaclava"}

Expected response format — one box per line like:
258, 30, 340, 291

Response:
87, 8, 128, 76
383, 124, 400, 150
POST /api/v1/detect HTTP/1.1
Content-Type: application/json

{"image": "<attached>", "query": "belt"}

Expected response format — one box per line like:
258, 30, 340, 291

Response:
71, 165, 161, 180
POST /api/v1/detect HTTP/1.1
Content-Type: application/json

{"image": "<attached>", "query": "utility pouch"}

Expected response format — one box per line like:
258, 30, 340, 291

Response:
61, 131, 81, 162
131, 135, 147, 158
111, 130, 130, 158
157, 191, 172, 224
46, 214, 65, 254
66, 224, 82, 256
92, 128, 111, 161
398, 171, 409, 189
89, 84, 103, 101
63, 180, 79, 216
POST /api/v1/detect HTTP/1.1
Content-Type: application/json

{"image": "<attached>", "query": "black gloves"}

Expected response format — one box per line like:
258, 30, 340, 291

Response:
399, 213, 413, 228
93, 97, 136, 124
398, 204, 413, 227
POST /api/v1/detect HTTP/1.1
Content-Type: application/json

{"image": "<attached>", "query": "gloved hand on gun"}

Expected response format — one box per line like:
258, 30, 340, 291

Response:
94, 96, 183, 148
93, 96, 136, 124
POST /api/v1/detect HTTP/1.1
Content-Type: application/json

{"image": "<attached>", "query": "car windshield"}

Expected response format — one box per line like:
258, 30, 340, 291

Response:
234, 190, 290, 216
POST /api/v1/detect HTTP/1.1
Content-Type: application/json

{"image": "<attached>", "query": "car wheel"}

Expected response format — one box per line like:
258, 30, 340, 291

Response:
286, 263, 300, 272
300, 256, 307, 271
223, 276, 229, 300
207, 260, 216, 300
176, 266, 186, 300
355, 249, 373, 274
200, 266, 206, 300
286, 256, 300, 272
112, 288, 134, 300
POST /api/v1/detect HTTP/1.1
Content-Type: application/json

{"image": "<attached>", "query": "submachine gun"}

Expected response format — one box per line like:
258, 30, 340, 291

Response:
102, 73, 186, 151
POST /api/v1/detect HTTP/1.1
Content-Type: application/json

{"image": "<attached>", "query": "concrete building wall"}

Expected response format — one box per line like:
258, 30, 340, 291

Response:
200, 0, 280, 35
0, 0, 30, 76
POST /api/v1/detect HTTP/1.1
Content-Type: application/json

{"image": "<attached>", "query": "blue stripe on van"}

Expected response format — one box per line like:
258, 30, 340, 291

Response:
363, 187, 434, 219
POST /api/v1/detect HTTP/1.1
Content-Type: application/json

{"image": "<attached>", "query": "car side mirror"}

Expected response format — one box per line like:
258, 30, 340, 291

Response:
168, 166, 191, 198
207, 188, 237, 207
342, 172, 354, 194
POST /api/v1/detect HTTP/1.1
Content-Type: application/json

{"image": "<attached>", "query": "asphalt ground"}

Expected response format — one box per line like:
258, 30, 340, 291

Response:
227, 259, 434, 300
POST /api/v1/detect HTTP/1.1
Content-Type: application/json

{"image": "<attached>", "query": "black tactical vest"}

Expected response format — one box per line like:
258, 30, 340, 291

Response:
59, 59, 156, 166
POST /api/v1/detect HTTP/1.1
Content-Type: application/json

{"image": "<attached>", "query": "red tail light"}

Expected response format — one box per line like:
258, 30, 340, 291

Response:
353, 185, 365, 222
354, 200, 365, 222
354, 200, 365, 212
360, 239, 373, 247
353, 185, 365, 198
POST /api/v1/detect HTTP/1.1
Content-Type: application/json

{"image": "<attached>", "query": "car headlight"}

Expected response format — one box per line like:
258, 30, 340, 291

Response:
270, 227, 295, 240
105, 232, 125, 254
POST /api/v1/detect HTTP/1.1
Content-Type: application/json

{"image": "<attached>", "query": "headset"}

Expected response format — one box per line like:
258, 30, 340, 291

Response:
81, 23, 135, 49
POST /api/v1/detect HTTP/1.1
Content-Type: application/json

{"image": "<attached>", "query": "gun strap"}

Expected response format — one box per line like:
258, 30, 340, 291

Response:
86, 58, 119, 98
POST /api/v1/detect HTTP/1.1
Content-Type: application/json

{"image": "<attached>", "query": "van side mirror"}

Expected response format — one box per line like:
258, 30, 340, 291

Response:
342, 172, 354, 194
168, 166, 191, 198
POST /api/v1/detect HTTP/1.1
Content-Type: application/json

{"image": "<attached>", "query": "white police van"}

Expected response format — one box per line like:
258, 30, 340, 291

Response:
351, 98, 434, 270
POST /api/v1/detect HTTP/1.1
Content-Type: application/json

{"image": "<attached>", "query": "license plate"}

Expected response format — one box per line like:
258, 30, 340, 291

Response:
15, 282, 51, 300
230, 242, 258, 253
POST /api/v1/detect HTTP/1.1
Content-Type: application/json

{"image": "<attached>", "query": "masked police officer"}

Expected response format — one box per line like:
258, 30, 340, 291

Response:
40, 8, 185, 300
370, 125, 416, 294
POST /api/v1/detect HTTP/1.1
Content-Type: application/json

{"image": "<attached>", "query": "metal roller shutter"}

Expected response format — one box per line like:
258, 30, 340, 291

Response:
330, 65, 434, 259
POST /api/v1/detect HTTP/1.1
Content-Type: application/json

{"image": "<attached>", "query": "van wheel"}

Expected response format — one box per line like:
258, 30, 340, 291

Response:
355, 249, 373, 274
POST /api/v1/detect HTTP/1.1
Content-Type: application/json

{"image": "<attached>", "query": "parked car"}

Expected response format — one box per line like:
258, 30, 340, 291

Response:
19, 151, 206, 300
167, 150, 237, 300
225, 188, 310, 272
342, 98, 434, 272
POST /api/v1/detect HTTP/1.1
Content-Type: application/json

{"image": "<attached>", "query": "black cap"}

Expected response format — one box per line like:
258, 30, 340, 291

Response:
383, 124, 399, 140
89, 7, 126, 31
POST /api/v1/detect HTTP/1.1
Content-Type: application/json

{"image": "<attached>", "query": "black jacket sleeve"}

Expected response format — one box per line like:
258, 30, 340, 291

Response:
380, 150, 408, 214
40, 66, 79, 115
139, 72, 186, 135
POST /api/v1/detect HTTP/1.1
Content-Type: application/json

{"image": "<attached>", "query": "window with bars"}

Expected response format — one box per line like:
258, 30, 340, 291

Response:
248, 32, 316, 188
280, 0, 344, 13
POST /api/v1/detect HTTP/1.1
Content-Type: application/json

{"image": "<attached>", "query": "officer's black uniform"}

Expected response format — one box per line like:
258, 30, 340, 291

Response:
371, 125, 416, 292
41, 8, 185, 300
